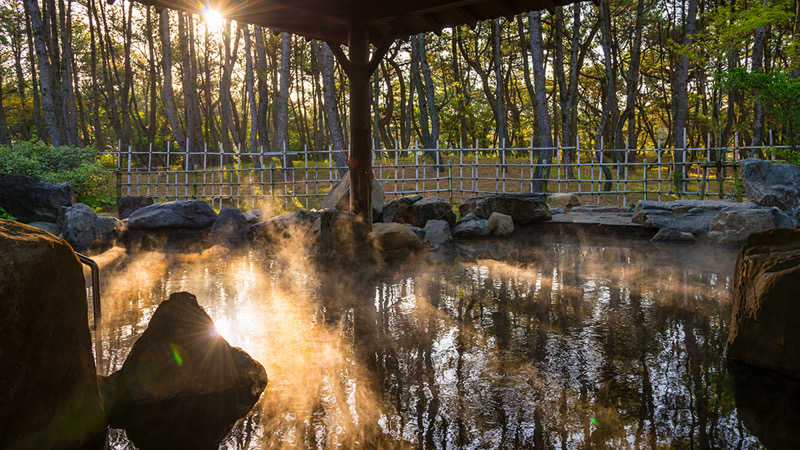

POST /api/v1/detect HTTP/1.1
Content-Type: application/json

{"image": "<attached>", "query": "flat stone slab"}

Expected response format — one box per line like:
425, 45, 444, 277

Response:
549, 211, 640, 227
525, 210, 657, 240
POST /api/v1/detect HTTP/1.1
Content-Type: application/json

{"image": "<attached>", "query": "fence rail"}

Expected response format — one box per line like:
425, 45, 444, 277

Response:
105, 138, 789, 211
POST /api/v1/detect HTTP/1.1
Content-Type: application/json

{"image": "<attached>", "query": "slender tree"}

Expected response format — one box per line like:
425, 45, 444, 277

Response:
22, 0, 63, 146
159, 8, 185, 151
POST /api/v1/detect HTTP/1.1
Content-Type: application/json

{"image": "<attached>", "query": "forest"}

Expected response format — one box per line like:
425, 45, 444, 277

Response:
0, 0, 797, 163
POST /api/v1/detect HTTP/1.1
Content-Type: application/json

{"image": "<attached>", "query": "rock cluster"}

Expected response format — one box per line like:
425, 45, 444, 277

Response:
459, 194, 551, 225
633, 199, 792, 244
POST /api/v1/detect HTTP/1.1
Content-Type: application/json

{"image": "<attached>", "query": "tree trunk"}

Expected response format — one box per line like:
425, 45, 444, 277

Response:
619, 0, 645, 151
243, 25, 260, 167
181, 13, 203, 165
88, 0, 103, 148
254, 27, 271, 152
220, 20, 241, 159
417, 34, 440, 153
410, 34, 433, 156
319, 42, 347, 172
492, 19, 506, 148
673, 0, 698, 153
595, 0, 617, 190
277, 32, 291, 164
24, 11, 44, 140
750, 0, 770, 152
159, 8, 185, 150
23, 0, 63, 146
0, 69, 9, 145
146, 6, 157, 147
529, 11, 553, 192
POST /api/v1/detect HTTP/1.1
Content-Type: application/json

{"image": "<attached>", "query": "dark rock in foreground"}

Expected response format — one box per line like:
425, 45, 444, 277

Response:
726, 229, 800, 378
729, 362, 800, 450
460, 194, 551, 225
128, 200, 217, 230
117, 196, 154, 219
0, 173, 75, 222
0, 219, 105, 449
102, 292, 267, 450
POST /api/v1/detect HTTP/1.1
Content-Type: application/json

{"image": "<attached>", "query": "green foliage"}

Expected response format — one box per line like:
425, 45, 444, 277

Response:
772, 147, 800, 166
717, 68, 800, 150
0, 141, 114, 210
0, 205, 16, 220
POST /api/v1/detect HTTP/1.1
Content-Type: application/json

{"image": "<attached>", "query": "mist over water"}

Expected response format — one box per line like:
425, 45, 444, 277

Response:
91, 237, 759, 449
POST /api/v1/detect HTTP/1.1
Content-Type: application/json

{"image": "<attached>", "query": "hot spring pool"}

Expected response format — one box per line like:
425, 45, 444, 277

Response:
90, 237, 766, 449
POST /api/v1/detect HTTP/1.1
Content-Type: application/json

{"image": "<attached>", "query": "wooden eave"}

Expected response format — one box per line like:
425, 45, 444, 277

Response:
129, 0, 577, 44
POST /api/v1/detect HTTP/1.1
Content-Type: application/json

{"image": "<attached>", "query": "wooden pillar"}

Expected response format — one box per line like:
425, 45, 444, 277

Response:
347, 25, 372, 226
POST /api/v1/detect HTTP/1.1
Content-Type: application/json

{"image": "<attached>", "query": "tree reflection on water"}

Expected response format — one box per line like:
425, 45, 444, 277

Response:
95, 239, 765, 449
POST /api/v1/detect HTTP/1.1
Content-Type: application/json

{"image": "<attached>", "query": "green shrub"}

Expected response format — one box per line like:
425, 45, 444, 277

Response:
772, 147, 800, 166
0, 141, 114, 210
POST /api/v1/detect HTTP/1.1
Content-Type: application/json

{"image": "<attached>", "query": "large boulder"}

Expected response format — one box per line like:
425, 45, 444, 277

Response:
546, 193, 581, 209
632, 199, 790, 241
452, 214, 490, 238
460, 194, 551, 225
632, 200, 737, 234
410, 197, 456, 227
128, 200, 217, 230
740, 158, 800, 223
320, 172, 384, 220
101, 292, 268, 450
382, 195, 422, 224
0, 219, 105, 449
250, 209, 321, 243
243, 209, 262, 224
423, 219, 452, 246
707, 206, 791, 245
726, 229, 800, 378
0, 173, 75, 223
487, 212, 514, 237
61, 203, 124, 251
210, 208, 250, 245
117, 196, 154, 219
27, 221, 61, 235
369, 222, 423, 260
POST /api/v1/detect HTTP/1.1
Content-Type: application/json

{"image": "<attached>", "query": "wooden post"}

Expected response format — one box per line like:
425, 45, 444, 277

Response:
347, 25, 373, 225
643, 158, 648, 201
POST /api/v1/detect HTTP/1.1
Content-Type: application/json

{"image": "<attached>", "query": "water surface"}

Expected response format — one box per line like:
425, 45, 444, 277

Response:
92, 237, 764, 449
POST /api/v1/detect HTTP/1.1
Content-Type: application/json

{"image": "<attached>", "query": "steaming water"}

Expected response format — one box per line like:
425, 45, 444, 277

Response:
92, 238, 764, 449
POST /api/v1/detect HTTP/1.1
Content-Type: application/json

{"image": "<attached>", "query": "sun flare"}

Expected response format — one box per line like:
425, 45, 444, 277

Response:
200, 4, 224, 32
